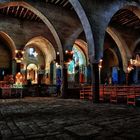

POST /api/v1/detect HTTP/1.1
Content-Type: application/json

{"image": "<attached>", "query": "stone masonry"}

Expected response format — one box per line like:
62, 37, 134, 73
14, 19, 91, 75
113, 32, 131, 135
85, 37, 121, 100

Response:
0, 97, 140, 140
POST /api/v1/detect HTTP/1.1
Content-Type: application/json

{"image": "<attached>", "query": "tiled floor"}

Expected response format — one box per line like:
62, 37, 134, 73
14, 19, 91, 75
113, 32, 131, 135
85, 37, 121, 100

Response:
0, 97, 140, 140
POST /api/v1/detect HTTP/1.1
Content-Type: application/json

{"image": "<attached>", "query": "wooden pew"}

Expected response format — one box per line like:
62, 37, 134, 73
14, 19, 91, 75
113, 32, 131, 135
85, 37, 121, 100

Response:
99, 85, 104, 102
127, 86, 140, 106
80, 86, 92, 100
110, 86, 117, 103
80, 85, 104, 101
115, 86, 127, 104
103, 85, 113, 102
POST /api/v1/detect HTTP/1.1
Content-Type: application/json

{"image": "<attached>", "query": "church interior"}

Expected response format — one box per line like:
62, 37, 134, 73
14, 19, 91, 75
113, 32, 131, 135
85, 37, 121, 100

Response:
1, 1, 140, 139
0, 0, 139, 102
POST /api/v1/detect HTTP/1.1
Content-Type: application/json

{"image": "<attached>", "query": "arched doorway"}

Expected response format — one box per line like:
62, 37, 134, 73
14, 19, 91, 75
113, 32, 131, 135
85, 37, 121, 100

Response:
23, 45, 45, 84
102, 33, 125, 85
27, 63, 38, 84
103, 6, 140, 85
102, 48, 119, 85
23, 36, 56, 84
0, 40, 12, 80
0, 32, 15, 81
67, 39, 88, 86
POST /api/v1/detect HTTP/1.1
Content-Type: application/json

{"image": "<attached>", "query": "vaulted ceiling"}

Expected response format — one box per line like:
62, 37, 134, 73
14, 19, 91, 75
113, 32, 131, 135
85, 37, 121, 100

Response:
0, 0, 73, 22
0, 0, 82, 52
0, 6, 42, 22
1, 2, 140, 30
0, 1, 140, 52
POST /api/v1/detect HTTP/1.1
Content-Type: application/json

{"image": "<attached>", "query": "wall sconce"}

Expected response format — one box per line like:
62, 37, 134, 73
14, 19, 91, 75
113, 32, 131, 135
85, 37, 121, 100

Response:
65, 50, 68, 54
98, 59, 103, 69
57, 51, 60, 55
98, 59, 103, 84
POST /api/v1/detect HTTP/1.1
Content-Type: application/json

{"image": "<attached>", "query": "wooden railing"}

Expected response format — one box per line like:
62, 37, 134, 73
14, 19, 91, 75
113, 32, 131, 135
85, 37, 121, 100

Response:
80, 85, 140, 106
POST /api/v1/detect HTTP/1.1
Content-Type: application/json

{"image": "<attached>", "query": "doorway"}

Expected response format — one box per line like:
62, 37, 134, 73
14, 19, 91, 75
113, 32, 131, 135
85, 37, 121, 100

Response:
27, 63, 38, 84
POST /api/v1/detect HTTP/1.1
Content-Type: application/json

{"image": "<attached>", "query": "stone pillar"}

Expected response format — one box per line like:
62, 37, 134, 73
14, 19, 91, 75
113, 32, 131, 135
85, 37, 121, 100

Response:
50, 61, 54, 84
61, 63, 68, 98
87, 64, 91, 84
61, 47, 73, 98
53, 62, 56, 84
91, 62, 100, 103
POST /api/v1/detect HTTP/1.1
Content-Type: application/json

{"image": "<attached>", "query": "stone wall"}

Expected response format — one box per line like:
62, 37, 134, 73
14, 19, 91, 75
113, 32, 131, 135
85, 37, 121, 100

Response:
0, 41, 11, 68
0, 14, 56, 50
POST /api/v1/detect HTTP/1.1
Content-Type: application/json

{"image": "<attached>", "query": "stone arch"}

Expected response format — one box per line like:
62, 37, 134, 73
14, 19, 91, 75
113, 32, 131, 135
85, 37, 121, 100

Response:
75, 39, 88, 64
0, 1, 63, 63
69, 0, 95, 62
106, 5, 140, 70
67, 39, 88, 84
24, 36, 56, 70
27, 63, 38, 84
0, 31, 16, 59
102, 47, 120, 84
106, 27, 131, 72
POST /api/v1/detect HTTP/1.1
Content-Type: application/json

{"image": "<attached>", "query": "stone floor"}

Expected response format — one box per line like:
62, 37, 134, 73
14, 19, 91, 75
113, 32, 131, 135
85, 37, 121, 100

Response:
0, 97, 140, 140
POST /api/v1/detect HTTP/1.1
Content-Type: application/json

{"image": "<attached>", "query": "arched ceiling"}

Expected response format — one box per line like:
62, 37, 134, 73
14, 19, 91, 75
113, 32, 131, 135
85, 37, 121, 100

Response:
0, 0, 73, 22
0, 5, 42, 22
2, 1, 140, 64
25, 36, 56, 68
0, 1, 82, 54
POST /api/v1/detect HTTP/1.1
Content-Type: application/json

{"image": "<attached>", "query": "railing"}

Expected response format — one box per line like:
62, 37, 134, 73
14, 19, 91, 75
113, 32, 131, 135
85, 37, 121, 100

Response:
80, 85, 140, 106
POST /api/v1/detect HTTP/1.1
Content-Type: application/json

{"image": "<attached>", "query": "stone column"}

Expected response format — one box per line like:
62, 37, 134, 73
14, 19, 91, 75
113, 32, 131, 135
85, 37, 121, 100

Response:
91, 62, 100, 103
50, 61, 54, 84
61, 47, 73, 98
87, 64, 91, 84
61, 63, 68, 98
53, 62, 56, 84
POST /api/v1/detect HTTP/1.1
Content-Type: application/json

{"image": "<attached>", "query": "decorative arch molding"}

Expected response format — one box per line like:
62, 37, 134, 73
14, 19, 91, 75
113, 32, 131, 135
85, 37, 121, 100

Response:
106, 27, 132, 72
0, 31, 16, 59
0, 1, 63, 63
27, 63, 38, 70
75, 39, 88, 64
69, 0, 95, 63
25, 36, 56, 70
